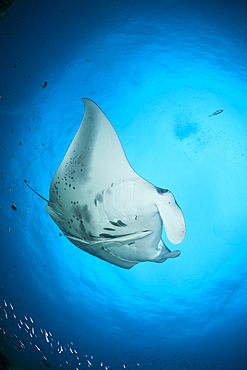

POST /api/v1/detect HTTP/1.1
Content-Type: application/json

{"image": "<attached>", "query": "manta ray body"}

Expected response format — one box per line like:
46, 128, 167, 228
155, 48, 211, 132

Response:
46, 99, 185, 269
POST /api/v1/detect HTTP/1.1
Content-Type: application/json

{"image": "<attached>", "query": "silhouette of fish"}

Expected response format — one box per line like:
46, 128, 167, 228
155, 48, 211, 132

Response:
42, 357, 51, 369
208, 109, 223, 117
39, 81, 47, 89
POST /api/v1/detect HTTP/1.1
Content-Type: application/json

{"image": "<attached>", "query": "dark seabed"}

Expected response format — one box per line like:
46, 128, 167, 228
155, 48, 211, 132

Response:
1, 0, 247, 369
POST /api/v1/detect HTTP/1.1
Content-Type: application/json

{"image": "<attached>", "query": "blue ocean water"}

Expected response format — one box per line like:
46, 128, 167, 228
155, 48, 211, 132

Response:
1, 0, 247, 369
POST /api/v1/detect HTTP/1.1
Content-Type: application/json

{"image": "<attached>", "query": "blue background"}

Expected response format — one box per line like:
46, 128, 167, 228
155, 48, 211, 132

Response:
1, 0, 247, 369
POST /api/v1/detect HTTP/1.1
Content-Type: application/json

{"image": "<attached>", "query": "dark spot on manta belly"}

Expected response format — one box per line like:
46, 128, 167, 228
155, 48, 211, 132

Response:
103, 228, 116, 231
128, 242, 136, 245
72, 204, 91, 223
94, 193, 103, 206
109, 221, 119, 227
99, 233, 116, 238
81, 204, 91, 222
156, 187, 169, 194
109, 220, 127, 227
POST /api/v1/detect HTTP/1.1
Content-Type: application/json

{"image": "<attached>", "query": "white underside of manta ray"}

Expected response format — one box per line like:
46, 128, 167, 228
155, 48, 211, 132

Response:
46, 99, 186, 269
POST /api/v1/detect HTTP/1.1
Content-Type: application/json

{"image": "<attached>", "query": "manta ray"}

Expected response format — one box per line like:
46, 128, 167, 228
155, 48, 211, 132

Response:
27, 99, 186, 269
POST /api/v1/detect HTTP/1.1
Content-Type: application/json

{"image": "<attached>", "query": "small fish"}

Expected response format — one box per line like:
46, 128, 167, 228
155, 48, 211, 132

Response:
42, 358, 51, 369
35, 344, 41, 352
11, 204, 17, 211
208, 109, 223, 117
40, 81, 47, 89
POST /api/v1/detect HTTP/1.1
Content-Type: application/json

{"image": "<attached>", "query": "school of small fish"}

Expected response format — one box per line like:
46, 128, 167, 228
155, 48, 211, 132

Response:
0, 298, 226, 370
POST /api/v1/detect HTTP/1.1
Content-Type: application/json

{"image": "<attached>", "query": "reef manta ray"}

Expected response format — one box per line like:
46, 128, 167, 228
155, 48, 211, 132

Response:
34, 99, 186, 269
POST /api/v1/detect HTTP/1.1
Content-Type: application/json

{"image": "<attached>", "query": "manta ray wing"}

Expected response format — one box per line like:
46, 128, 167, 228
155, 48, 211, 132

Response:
49, 98, 140, 204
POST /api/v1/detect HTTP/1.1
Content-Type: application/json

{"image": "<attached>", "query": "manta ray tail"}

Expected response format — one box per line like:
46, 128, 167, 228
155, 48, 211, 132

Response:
24, 179, 48, 203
